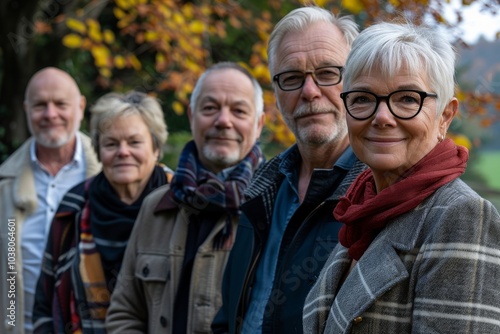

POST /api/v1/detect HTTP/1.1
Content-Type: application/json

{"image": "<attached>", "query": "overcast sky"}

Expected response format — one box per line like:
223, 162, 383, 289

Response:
440, 0, 500, 44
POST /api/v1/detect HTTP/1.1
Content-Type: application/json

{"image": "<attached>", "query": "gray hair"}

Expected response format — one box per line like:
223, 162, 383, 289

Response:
267, 6, 359, 76
342, 21, 456, 115
90, 91, 168, 160
189, 62, 264, 118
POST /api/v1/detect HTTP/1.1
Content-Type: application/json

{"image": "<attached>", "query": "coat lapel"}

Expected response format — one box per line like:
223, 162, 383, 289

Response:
326, 236, 409, 333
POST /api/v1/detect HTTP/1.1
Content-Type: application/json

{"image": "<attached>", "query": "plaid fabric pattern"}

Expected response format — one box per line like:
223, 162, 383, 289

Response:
303, 178, 500, 334
168, 140, 265, 249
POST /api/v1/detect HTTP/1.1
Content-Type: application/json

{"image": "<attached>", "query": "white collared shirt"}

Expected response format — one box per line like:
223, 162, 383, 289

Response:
21, 133, 87, 333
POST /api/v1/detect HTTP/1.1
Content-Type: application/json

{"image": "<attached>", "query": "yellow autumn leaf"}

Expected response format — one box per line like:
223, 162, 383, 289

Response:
158, 5, 171, 19
128, 54, 142, 70
450, 134, 472, 150
185, 59, 198, 72
89, 29, 102, 43
116, 0, 132, 10
456, 90, 466, 102
253, 64, 270, 81
114, 55, 126, 69
145, 31, 158, 42
183, 82, 194, 94
99, 67, 112, 78
103, 30, 115, 44
341, 0, 364, 14
87, 19, 102, 42
62, 34, 83, 48
189, 20, 205, 34
312, 0, 328, 7
172, 101, 184, 115
389, 0, 401, 7
177, 90, 188, 102
86, 18, 100, 31
91, 45, 110, 67
182, 3, 194, 19
66, 18, 86, 34
155, 53, 167, 72
200, 5, 211, 16
179, 38, 193, 53
113, 7, 126, 19
173, 12, 184, 25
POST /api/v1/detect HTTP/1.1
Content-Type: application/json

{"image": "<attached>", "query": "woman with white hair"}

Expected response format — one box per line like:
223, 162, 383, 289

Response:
303, 20, 500, 333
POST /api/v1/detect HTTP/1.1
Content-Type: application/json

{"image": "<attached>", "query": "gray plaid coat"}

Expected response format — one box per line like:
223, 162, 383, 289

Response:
303, 178, 500, 334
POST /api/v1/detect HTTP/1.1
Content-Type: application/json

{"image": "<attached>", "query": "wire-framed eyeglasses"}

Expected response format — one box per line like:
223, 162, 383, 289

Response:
273, 66, 343, 91
340, 89, 438, 120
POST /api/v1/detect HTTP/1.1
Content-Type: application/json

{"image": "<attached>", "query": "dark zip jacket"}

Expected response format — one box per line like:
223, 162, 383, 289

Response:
213, 145, 366, 333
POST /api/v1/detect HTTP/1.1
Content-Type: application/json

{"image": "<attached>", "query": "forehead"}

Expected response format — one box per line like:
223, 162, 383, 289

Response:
350, 64, 429, 90
198, 69, 255, 105
27, 72, 78, 102
100, 114, 148, 136
275, 22, 349, 71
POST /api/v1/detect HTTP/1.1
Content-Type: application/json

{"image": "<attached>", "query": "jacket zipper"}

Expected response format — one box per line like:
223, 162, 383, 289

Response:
237, 245, 262, 332
269, 201, 327, 330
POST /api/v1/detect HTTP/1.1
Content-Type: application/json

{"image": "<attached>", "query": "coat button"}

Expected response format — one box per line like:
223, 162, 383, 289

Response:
160, 316, 167, 327
353, 316, 363, 324
142, 266, 149, 276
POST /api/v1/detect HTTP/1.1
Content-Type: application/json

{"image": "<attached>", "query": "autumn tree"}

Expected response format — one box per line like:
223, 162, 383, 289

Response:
0, 0, 499, 161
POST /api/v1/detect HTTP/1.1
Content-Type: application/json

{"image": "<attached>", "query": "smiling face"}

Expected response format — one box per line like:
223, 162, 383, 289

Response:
99, 114, 159, 192
24, 68, 85, 148
273, 22, 349, 147
346, 67, 457, 191
188, 68, 264, 173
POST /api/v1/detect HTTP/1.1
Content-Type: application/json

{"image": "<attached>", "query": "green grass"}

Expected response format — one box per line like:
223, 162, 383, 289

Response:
475, 151, 500, 190
469, 151, 500, 210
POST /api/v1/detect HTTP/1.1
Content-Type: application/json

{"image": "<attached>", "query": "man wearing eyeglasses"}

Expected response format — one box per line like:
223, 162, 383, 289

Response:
213, 6, 366, 334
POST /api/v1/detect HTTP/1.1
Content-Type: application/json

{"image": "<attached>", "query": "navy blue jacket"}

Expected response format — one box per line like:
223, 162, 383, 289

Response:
213, 146, 366, 333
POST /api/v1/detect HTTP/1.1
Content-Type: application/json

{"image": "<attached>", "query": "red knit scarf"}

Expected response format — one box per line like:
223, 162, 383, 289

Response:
334, 138, 469, 261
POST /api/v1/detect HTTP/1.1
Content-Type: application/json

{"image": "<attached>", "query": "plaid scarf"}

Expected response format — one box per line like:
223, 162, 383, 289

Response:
70, 167, 169, 333
168, 140, 265, 249
334, 138, 468, 261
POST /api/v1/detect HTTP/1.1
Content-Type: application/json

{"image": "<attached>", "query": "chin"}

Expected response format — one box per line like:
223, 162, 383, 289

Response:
37, 135, 72, 148
203, 148, 240, 166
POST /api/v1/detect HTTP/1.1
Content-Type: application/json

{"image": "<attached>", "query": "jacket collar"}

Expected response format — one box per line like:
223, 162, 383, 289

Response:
0, 139, 38, 215
328, 240, 409, 332
325, 194, 438, 331
241, 145, 367, 226
154, 185, 178, 213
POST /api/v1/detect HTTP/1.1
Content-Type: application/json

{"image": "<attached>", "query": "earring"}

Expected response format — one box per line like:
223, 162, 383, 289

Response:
438, 134, 445, 143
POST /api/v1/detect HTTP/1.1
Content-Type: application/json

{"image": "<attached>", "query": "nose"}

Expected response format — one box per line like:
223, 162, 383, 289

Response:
300, 73, 322, 101
117, 142, 131, 156
215, 107, 232, 128
372, 99, 396, 127
42, 102, 58, 118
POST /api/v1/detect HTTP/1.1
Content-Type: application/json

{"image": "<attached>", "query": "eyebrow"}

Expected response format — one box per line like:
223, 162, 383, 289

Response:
350, 83, 425, 92
200, 96, 252, 108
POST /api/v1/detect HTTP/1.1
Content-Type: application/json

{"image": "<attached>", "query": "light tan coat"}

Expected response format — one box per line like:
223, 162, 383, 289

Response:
0, 133, 100, 333
106, 184, 237, 333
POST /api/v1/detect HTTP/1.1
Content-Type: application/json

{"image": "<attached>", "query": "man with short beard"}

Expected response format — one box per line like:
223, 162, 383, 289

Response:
213, 6, 366, 334
0, 67, 101, 333
106, 62, 266, 334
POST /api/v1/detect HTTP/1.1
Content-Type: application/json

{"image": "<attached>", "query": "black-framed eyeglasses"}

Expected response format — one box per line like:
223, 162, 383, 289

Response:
340, 89, 438, 120
273, 66, 344, 91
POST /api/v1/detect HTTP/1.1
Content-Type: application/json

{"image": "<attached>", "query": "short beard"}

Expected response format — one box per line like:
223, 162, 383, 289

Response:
202, 146, 240, 170
28, 120, 80, 149
35, 131, 73, 148
282, 103, 347, 146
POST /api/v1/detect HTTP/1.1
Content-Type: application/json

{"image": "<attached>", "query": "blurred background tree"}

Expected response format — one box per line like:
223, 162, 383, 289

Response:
1, 0, 499, 203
